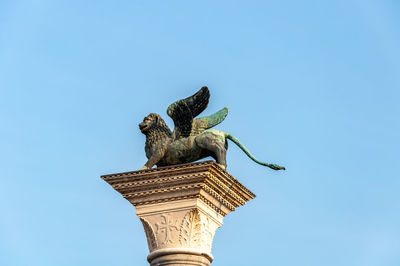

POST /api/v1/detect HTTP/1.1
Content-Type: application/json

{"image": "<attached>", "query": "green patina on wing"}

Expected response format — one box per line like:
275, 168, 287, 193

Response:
191, 107, 229, 135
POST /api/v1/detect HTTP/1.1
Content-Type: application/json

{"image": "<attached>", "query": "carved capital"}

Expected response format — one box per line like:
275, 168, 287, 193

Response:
102, 161, 255, 265
136, 208, 220, 255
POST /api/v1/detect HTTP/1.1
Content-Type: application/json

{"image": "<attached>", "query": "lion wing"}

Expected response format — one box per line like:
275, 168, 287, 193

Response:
190, 107, 229, 135
167, 86, 210, 139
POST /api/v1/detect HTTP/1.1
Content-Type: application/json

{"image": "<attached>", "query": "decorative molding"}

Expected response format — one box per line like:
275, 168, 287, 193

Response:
124, 183, 203, 198
102, 162, 255, 219
102, 161, 214, 183
198, 195, 227, 216
113, 173, 205, 190
102, 161, 255, 199
102, 161, 255, 265
129, 194, 198, 207
201, 184, 236, 211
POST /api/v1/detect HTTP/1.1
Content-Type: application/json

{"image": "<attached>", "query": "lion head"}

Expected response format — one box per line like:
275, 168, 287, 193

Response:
139, 113, 172, 136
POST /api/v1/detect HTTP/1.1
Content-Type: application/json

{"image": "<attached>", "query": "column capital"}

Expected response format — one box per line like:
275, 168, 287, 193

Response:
102, 161, 255, 265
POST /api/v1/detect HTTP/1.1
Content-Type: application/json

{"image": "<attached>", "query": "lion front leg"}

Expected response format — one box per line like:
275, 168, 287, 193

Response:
141, 154, 162, 170
141, 148, 167, 170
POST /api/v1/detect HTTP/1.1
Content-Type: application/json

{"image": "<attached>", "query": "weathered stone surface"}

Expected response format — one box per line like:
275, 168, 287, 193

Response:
102, 161, 255, 265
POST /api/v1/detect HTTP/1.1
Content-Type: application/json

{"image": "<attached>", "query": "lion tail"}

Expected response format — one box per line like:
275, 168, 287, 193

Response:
225, 133, 285, 171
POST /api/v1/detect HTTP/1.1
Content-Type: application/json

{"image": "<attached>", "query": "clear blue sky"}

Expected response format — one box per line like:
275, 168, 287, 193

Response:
1, 1, 399, 265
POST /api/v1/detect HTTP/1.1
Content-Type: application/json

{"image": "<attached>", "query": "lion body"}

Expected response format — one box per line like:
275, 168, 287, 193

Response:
157, 130, 227, 167
139, 113, 285, 171
140, 114, 228, 169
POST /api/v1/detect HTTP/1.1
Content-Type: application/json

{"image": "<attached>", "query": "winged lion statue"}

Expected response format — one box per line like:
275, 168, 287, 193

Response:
139, 86, 285, 171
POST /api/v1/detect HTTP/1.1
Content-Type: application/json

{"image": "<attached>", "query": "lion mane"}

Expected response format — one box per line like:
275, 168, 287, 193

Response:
141, 113, 173, 166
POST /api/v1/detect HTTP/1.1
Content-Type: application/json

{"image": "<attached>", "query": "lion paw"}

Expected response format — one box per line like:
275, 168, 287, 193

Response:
217, 163, 226, 170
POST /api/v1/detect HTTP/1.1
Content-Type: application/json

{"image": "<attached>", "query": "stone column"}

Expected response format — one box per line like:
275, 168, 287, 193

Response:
102, 161, 255, 266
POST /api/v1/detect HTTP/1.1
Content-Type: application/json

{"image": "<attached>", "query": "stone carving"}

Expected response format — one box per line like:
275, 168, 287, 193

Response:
179, 209, 203, 248
140, 218, 157, 251
201, 216, 215, 251
102, 161, 256, 218
139, 86, 285, 171
155, 214, 179, 245
179, 209, 218, 251
102, 162, 256, 265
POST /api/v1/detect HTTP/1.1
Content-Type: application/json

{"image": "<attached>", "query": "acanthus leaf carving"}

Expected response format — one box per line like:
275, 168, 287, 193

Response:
140, 218, 158, 251
201, 216, 215, 250
179, 209, 203, 248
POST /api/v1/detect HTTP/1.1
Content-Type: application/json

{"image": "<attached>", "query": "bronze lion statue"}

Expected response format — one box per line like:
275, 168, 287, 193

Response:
139, 86, 285, 171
